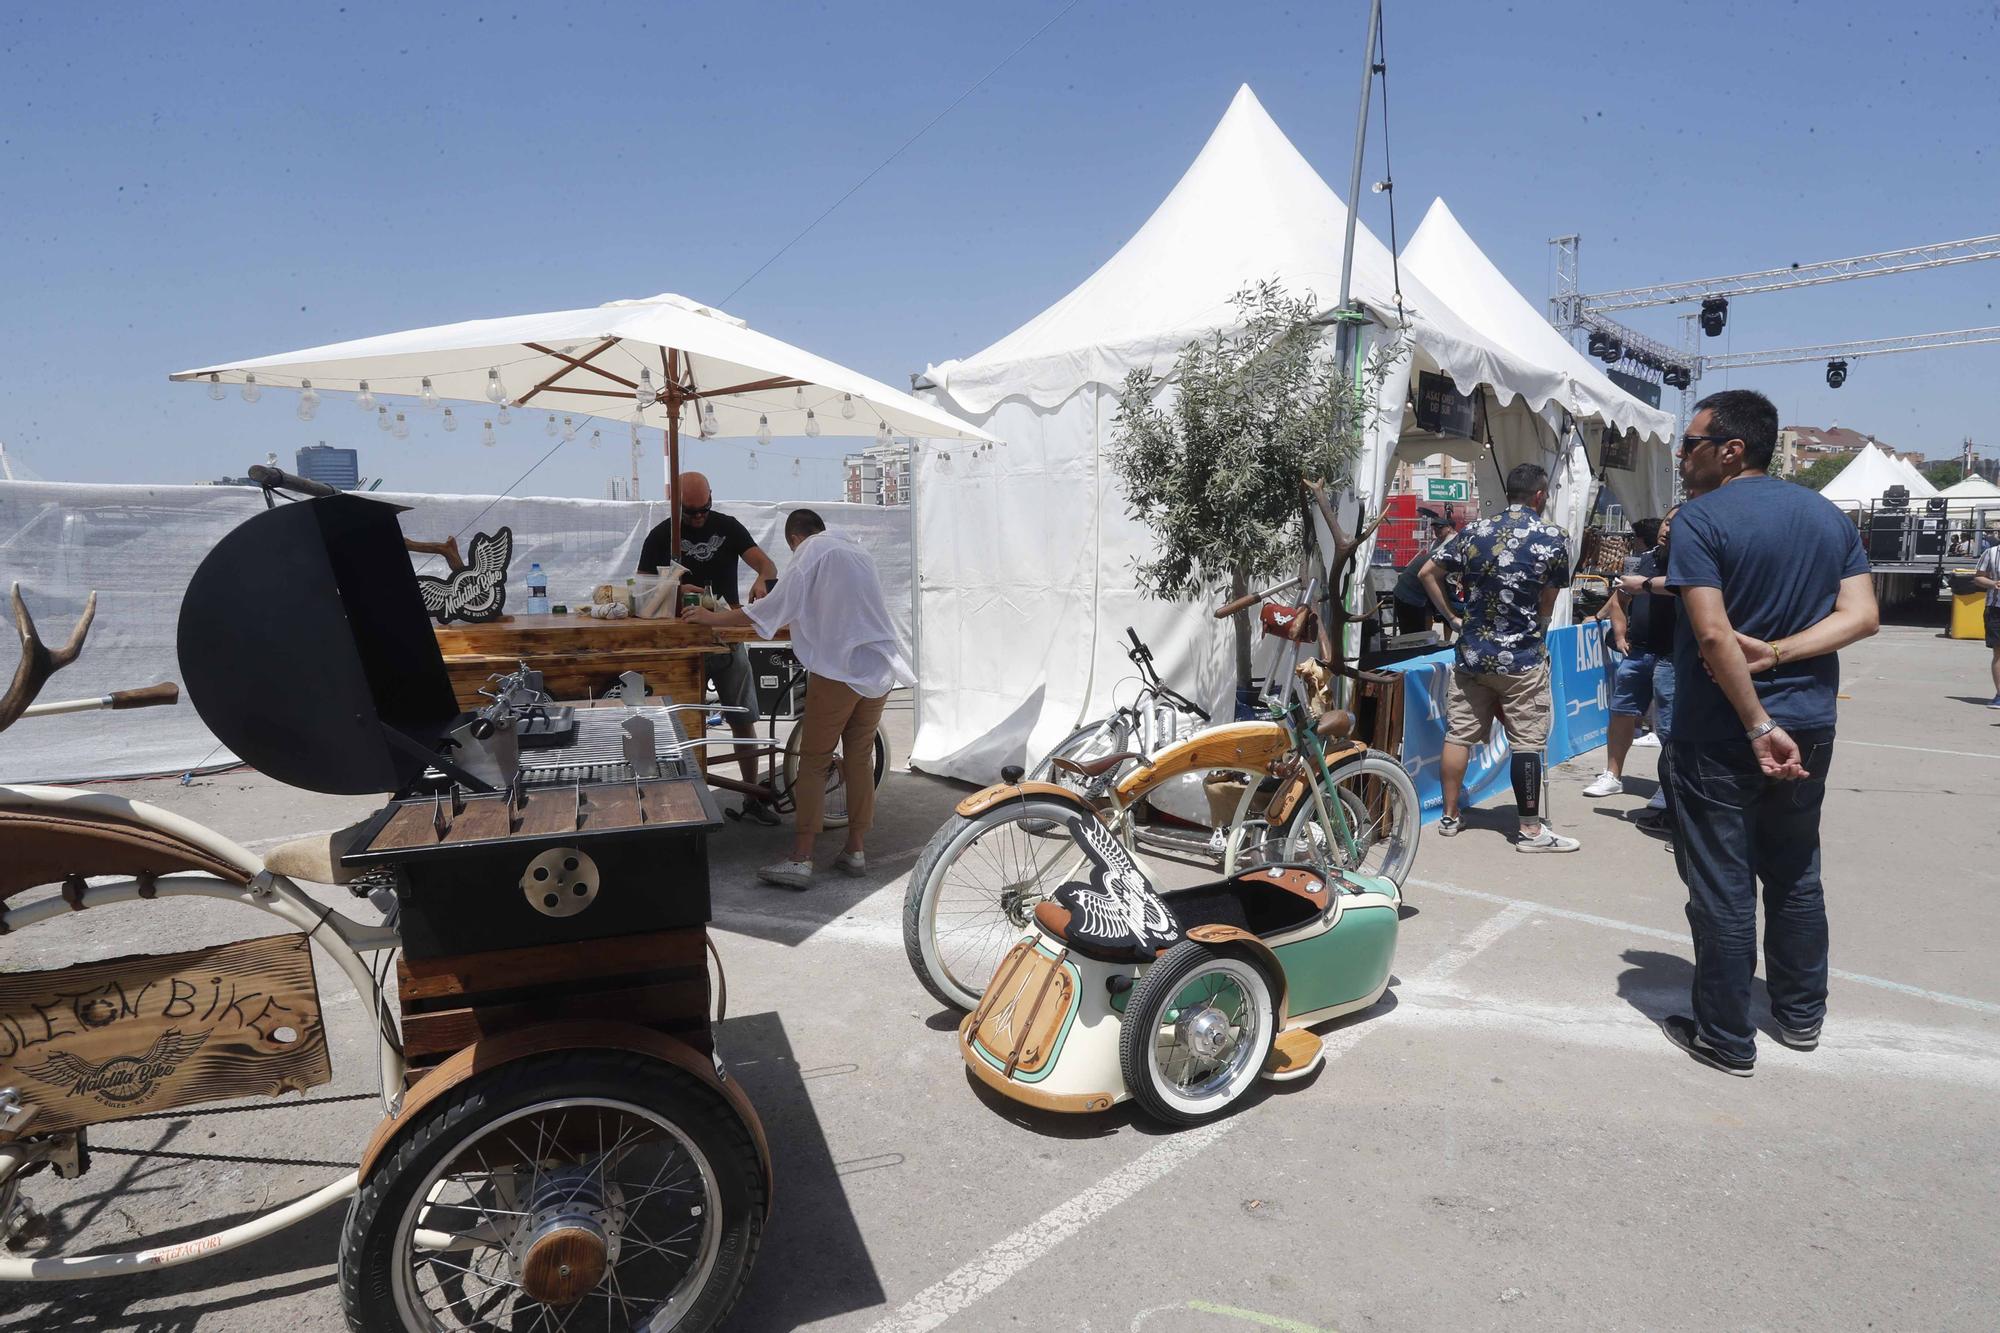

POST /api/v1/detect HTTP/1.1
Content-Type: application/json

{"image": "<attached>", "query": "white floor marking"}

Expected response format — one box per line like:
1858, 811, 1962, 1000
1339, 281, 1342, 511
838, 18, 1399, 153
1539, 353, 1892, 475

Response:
1410, 877, 2000, 1017
863, 902, 1535, 1333
1836, 738, 1999, 761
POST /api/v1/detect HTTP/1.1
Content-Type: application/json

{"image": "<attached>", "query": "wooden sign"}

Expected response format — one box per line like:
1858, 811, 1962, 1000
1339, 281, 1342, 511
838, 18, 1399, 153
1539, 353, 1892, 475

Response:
0, 933, 332, 1135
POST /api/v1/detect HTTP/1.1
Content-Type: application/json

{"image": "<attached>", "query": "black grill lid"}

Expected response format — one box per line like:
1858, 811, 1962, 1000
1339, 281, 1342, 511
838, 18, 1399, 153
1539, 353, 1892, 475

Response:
177, 494, 461, 794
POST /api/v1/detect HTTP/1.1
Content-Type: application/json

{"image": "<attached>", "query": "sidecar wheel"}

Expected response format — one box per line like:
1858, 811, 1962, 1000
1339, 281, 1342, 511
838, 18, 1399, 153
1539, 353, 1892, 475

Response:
341, 1049, 764, 1332
1120, 943, 1276, 1127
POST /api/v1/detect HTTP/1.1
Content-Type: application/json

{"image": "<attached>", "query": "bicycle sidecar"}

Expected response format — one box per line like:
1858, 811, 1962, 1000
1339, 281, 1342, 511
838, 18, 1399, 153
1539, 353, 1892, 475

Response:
958, 811, 1399, 1126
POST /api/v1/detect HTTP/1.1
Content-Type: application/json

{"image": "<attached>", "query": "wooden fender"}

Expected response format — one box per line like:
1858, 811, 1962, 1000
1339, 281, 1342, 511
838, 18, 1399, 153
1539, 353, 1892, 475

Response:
953, 781, 1102, 821
1113, 722, 1294, 802
356, 1020, 773, 1213
1183, 924, 1291, 1025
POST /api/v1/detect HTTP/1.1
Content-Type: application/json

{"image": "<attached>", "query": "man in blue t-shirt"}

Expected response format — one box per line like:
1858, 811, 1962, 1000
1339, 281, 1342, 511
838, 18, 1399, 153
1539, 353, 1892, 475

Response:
1659, 389, 1879, 1077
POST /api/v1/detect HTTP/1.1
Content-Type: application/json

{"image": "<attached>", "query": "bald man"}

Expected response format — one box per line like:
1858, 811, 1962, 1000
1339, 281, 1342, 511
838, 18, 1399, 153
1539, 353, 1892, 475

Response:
639, 472, 780, 820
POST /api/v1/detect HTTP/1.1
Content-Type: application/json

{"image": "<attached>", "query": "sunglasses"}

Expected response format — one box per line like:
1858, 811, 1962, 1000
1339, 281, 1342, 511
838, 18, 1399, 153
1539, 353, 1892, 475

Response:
681, 503, 713, 517
1678, 433, 1732, 456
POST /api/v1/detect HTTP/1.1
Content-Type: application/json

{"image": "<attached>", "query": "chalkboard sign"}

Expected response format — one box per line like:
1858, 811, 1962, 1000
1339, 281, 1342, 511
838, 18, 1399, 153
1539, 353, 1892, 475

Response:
1414, 372, 1478, 439
1601, 433, 1636, 471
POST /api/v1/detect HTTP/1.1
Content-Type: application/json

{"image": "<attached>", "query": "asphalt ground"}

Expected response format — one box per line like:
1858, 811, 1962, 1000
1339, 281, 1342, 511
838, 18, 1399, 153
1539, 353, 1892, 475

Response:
3, 624, 1996, 1331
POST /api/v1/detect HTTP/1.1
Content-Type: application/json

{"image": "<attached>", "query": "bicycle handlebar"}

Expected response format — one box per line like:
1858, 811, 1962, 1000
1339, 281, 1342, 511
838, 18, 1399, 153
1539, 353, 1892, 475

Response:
247, 464, 338, 499
110, 681, 180, 710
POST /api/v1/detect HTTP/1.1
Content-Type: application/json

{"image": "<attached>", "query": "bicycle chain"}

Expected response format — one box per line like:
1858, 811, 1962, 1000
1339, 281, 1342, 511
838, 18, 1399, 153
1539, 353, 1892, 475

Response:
97, 1091, 380, 1125
86, 1145, 357, 1170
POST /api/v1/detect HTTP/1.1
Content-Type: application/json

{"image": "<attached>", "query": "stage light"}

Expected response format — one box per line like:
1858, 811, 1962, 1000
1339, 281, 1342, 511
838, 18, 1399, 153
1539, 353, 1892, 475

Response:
1587, 331, 1609, 358
1826, 359, 1848, 389
1600, 337, 1623, 364
1700, 297, 1728, 337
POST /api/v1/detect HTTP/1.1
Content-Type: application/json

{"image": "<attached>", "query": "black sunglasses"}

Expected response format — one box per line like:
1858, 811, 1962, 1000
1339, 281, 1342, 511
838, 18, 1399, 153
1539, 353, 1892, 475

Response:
681, 502, 713, 517
1678, 433, 1732, 456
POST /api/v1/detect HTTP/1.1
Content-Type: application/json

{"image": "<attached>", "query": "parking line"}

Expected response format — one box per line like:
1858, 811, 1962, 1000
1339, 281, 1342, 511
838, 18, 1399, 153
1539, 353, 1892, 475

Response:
864, 902, 1536, 1333
1410, 877, 2000, 1017
1837, 738, 2000, 761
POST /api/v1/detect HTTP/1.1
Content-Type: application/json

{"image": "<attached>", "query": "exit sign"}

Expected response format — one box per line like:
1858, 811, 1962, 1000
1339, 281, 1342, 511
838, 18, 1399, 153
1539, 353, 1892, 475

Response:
1426, 478, 1469, 502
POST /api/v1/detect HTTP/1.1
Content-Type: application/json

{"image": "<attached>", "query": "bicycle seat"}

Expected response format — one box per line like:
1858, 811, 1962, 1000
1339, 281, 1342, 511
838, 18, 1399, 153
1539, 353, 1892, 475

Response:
0, 806, 252, 904
1029, 814, 1183, 963
263, 815, 376, 886
1048, 750, 1146, 781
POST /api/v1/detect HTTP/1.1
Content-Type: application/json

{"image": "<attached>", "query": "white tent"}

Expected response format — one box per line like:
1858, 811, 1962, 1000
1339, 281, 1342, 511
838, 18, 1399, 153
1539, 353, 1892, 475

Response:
1886, 448, 1939, 498
1399, 199, 1676, 541
909, 86, 1577, 783
1817, 443, 1926, 507
1940, 472, 2000, 501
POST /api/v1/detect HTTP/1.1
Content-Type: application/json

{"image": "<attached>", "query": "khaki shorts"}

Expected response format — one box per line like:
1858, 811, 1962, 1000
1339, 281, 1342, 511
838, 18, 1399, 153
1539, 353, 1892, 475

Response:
1445, 659, 1553, 750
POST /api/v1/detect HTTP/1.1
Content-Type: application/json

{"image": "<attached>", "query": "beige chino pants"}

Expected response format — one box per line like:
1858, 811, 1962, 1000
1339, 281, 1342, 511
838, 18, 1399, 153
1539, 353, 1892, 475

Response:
793, 672, 887, 837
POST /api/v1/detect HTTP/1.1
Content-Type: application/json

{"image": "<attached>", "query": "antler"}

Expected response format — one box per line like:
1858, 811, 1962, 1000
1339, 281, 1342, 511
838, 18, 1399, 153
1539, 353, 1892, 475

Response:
0, 583, 97, 735
1303, 480, 1386, 678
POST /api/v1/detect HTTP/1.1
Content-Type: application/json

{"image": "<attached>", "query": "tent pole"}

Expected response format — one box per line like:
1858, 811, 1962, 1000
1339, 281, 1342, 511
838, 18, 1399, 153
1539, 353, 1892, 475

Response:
1331, 0, 1382, 370
666, 348, 682, 555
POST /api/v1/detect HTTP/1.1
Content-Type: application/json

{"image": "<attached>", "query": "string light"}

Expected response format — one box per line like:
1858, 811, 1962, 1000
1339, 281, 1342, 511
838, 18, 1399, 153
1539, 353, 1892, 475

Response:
482, 420, 496, 447
756, 414, 773, 446
420, 377, 439, 410
377, 405, 392, 432
561, 415, 576, 441
485, 369, 506, 403
207, 373, 225, 401
393, 412, 410, 439
496, 404, 512, 426
589, 428, 602, 449
356, 380, 375, 411
545, 415, 558, 438
804, 409, 820, 438
296, 380, 319, 421
841, 393, 856, 420
794, 386, 804, 408
637, 367, 657, 409
442, 406, 458, 432
241, 373, 261, 404
875, 420, 891, 447
791, 458, 801, 478
701, 401, 719, 436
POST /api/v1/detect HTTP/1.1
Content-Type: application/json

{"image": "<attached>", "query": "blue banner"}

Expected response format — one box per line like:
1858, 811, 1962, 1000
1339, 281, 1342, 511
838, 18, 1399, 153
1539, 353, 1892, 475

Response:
1380, 623, 1614, 825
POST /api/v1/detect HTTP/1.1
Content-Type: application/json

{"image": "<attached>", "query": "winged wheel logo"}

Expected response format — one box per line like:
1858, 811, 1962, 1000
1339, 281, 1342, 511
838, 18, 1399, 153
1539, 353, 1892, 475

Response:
20, 1029, 211, 1107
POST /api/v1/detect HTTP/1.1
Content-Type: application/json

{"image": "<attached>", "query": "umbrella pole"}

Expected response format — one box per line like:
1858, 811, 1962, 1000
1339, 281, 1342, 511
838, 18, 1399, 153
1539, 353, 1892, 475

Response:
666, 348, 682, 555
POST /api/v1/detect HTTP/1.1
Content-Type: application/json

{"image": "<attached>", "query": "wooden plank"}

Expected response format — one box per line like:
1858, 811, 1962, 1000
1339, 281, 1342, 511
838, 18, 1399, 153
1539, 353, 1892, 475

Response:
398, 928, 707, 1003
443, 651, 706, 710
0, 934, 331, 1135
398, 980, 710, 1062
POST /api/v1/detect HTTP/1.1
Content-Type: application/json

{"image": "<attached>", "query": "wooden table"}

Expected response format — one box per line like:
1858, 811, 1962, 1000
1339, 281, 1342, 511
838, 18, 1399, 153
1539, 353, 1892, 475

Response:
432, 613, 764, 708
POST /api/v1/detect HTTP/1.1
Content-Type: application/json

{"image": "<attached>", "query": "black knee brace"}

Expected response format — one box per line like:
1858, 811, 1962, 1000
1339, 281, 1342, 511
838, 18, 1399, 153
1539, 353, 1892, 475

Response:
1511, 749, 1544, 818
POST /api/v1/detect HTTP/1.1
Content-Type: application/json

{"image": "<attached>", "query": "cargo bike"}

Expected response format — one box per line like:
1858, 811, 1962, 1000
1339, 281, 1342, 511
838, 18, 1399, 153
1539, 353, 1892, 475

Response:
0, 487, 772, 1330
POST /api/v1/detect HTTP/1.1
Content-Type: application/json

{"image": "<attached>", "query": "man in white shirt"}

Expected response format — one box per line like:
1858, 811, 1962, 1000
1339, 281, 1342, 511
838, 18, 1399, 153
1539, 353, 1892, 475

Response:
681, 509, 914, 888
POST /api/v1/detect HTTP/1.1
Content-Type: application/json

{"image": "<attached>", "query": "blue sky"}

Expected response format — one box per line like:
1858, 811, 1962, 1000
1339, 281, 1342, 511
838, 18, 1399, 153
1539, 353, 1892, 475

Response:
3, 0, 1996, 502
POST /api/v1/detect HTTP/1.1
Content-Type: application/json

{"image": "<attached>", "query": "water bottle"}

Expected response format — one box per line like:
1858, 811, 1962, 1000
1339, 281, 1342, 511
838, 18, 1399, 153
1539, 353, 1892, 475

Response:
526, 562, 549, 615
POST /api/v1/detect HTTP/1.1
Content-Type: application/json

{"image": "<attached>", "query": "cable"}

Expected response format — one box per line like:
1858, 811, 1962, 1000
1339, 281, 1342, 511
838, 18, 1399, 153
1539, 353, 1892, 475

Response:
719, 0, 1089, 305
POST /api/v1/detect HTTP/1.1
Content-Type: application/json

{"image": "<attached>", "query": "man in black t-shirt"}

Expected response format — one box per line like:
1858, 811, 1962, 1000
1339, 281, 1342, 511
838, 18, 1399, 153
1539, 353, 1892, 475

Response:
637, 472, 781, 821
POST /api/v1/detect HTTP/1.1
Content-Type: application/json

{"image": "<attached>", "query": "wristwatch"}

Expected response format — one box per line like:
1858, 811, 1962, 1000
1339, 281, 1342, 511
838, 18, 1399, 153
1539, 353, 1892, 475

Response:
1744, 719, 1777, 741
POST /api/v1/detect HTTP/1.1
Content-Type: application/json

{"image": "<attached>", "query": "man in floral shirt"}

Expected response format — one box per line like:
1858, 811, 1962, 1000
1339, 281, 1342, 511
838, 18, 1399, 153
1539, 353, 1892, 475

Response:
1417, 463, 1578, 851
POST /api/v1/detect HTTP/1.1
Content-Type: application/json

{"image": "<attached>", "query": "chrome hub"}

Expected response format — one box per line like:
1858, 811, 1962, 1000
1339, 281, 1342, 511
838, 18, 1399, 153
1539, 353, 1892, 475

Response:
509, 1166, 625, 1306
1176, 1003, 1237, 1063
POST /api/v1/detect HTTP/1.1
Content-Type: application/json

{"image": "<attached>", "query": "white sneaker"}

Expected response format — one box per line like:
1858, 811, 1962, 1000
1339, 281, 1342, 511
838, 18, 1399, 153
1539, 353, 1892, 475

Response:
833, 850, 867, 877
757, 859, 814, 889
1516, 830, 1581, 853
1645, 788, 1667, 811
1582, 771, 1624, 798
1632, 732, 1662, 749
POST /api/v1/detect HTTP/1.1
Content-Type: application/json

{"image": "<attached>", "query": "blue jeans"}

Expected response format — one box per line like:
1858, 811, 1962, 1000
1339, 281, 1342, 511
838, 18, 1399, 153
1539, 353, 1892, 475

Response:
1666, 729, 1834, 1062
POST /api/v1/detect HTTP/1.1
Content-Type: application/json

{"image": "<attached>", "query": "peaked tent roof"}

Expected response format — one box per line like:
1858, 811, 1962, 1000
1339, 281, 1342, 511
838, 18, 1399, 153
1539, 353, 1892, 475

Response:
1818, 442, 1925, 504
1940, 471, 2000, 499
1885, 447, 1938, 497
1400, 199, 1674, 444
923, 85, 1568, 418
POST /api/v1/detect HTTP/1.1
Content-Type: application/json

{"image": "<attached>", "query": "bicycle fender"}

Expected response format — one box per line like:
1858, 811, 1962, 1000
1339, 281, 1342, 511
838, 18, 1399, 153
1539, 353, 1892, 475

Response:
356, 1020, 772, 1212
952, 781, 1102, 820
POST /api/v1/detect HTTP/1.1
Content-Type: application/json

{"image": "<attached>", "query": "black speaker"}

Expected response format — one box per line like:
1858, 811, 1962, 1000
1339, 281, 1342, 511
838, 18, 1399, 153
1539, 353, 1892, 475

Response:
1868, 512, 1913, 562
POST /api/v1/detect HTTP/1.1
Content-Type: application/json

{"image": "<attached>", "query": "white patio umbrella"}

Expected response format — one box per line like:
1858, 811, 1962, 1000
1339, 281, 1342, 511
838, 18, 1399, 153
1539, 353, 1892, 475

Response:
172, 291, 994, 550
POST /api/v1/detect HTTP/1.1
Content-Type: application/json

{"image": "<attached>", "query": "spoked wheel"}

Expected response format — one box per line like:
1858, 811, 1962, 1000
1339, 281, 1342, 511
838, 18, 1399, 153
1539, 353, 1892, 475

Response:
1281, 753, 1420, 888
1119, 942, 1276, 1127
903, 798, 1092, 1011
772, 727, 888, 829
342, 1050, 765, 1332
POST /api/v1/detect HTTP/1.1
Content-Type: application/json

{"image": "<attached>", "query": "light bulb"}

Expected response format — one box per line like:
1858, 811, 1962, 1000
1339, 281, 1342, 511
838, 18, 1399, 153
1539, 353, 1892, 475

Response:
482, 420, 496, 447
876, 420, 891, 447
636, 367, 657, 409
590, 428, 601, 450
701, 401, 719, 435
545, 415, 558, 438
794, 386, 804, 408
485, 369, 505, 404
756, 414, 772, 446
356, 379, 375, 411
393, 412, 409, 440
841, 392, 856, 420
377, 405, 392, 432
296, 379, 319, 421
804, 409, 820, 438
442, 407, 458, 432
420, 377, 439, 410
562, 415, 576, 441
207, 373, 225, 401
241, 373, 261, 404
749, 452, 758, 472
496, 405, 511, 426
791, 458, 801, 478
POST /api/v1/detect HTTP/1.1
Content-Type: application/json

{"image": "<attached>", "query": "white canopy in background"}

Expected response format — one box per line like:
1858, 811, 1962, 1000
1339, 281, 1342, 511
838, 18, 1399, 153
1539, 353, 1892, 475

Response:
910, 85, 1584, 784
1399, 199, 1677, 538
1817, 443, 1932, 506
1940, 472, 2000, 500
